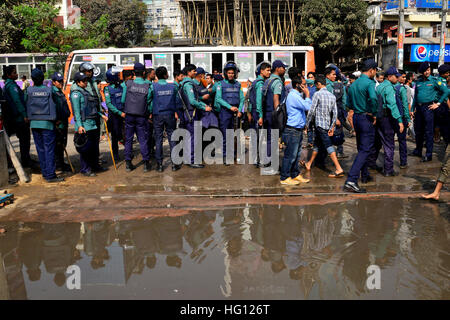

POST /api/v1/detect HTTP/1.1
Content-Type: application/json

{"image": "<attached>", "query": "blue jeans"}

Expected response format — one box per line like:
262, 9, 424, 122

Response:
313, 127, 335, 154
280, 127, 303, 181
32, 128, 56, 180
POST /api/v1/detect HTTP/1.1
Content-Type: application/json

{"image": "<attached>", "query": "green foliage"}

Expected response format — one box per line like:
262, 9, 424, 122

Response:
142, 27, 174, 47
295, 0, 369, 63
74, 0, 147, 47
159, 27, 174, 41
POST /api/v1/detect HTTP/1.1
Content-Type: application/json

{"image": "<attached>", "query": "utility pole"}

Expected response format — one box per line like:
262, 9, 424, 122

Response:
397, 0, 405, 69
234, 0, 242, 46
439, 0, 448, 65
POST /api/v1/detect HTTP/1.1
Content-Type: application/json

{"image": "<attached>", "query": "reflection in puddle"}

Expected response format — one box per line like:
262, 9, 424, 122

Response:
0, 199, 448, 300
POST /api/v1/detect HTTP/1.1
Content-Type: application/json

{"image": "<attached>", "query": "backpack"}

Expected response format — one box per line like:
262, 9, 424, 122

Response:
271, 96, 288, 132
394, 85, 405, 118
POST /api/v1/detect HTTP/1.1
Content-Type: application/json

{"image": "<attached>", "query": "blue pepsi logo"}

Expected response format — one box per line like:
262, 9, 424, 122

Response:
415, 46, 428, 61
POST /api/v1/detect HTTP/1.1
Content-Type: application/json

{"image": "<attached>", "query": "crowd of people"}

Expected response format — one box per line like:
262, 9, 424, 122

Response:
0, 58, 448, 197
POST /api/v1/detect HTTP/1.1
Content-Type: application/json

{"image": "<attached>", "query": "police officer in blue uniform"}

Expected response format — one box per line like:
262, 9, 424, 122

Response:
25, 68, 64, 183
179, 64, 212, 169
215, 61, 244, 164
263, 60, 287, 167
121, 63, 152, 173
410, 61, 449, 162
51, 72, 71, 172
104, 68, 124, 161
151, 66, 181, 172
344, 59, 379, 193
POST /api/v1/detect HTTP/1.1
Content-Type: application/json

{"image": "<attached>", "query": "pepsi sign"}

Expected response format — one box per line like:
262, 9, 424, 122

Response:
416, 0, 450, 9
410, 44, 450, 63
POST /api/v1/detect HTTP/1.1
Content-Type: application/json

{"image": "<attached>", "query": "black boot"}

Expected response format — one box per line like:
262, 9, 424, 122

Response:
126, 160, 135, 172
143, 160, 151, 173
172, 164, 182, 171
156, 162, 163, 172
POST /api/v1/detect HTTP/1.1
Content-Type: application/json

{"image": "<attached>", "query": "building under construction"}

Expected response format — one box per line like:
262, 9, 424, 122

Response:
177, 0, 301, 46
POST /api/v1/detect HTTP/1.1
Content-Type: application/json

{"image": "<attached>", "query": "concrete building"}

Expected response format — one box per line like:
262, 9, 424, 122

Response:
141, 0, 183, 37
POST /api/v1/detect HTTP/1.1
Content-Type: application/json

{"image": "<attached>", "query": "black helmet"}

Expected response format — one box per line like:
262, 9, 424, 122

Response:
223, 61, 238, 73
79, 62, 95, 73
74, 132, 91, 153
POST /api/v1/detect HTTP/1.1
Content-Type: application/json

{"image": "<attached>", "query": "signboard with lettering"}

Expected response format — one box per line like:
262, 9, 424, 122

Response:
410, 44, 450, 62
385, 0, 408, 9
416, 0, 449, 8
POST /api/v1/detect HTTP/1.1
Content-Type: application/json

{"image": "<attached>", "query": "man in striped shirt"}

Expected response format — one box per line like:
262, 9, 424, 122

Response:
304, 75, 344, 178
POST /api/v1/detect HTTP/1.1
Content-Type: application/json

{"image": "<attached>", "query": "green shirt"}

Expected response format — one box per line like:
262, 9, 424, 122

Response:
214, 79, 245, 111
269, 74, 284, 95
326, 78, 347, 109
377, 80, 402, 123
347, 74, 378, 116
4, 78, 27, 123
104, 84, 123, 116
121, 77, 153, 114
52, 86, 69, 130
413, 75, 449, 110
180, 78, 207, 111
211, 82, 220, 112
247, 75, 264, 119
395, 83, 410, 122
70, 83, 98, 132
24, 85, 56, 130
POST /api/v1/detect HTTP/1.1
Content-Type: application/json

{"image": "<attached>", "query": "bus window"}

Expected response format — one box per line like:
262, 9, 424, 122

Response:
35, 64, 47, 74
184, 53, 191, 66
144, 54, 153, 69
236, 52, 254, 81
69, 63, 81, 82
8, 56, 32, 63
173, 54, 181, 72
267, 53, 272, 62
153, 53, 173, 78
212, 53, 222, 73
120, 54, 140, 66
273, 52, 292, 78
226, 53, 235, 63
0, 57, 6, 64
93, 64, 107, 81
17, 64, 31, 79
256, 53, 264, 65
293, 52, 305, 70
192, 52, 211, 73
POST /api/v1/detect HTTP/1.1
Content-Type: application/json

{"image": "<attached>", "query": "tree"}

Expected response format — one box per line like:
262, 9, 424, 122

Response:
74, 0, 147, 48
11, 2, 109, 74
295, 0, 369, 64
159, 26, 174, 41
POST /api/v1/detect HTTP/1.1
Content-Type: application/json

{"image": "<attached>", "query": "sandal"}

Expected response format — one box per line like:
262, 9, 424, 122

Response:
328, 171, 345, 178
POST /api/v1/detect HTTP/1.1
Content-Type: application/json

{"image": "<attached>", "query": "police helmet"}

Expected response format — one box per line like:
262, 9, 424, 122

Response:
31, 68, 45, 82
223, 61, 238, 73
106, 68, 119, 83
79, 62, 95, 73
73, 132, 91, 154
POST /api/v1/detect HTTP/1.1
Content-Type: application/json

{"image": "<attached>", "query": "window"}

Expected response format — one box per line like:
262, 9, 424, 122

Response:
120, 54, 140, 66
153, 53, 173, 79
236, 52, 254, 80
8, 56, 32, 63
192, 52, 211, 74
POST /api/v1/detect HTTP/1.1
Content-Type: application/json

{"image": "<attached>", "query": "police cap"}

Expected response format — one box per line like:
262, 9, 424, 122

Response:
418, 62, 430, 74
51, 72, 64, 82
438, 64, 450, 74
74, 72, 88, 82
134, 63, 145, 71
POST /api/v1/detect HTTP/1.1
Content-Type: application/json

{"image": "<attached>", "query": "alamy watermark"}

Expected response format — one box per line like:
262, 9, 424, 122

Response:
170, 121, 280, 174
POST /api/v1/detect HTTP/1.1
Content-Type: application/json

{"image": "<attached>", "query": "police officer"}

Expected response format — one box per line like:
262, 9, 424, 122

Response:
410, 61, 449, 162
325, 66, 348, 159
247, 62, 271, 167
262, 60, 287, 168
215, 61, 244, 165
151, 66, 181, 172
376, 67, 405, 177
179, 64, 212, 169
104, 68, 124, 161
121, 63, 152, 172
25, 68, 64, 183
394, 70, 411, 169
434, 64, 450, 145
51, 72, 71, 172
2, 65, 34, 168
78, 62, 108, 171
344, 59, 379, 193
71, 72, 104, 177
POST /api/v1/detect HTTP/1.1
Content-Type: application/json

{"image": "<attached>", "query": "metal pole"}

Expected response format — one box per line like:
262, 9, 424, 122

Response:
439, 0, 448, 65
397, 0, 405, 69
234, 0, 242, 46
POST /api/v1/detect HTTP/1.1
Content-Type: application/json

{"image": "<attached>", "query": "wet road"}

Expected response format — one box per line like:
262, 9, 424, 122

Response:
0, 198, 448, 300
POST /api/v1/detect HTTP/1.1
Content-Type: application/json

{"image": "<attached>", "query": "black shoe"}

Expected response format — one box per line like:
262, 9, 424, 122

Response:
409, 151, 422, 158
93, 166, 109, 173
369, 165, 383, 172
262, 162, 272, 168
382, 171, 398, 177
188, 164, 205, 169
126, 161, 135, 172
421, 156, 432, 163
82, 172, 97, 177
172, 164, 182, 172
156, 163, 163, 172
46, 176, 65, 183
344, 181, 367, 193
254, 162, 260, 169
57, 163, 72, 172
143, 161, 152, 173
361, 175, 374, 184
